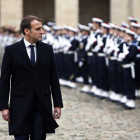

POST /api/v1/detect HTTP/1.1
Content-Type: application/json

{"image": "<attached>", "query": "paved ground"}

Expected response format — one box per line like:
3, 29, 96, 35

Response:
0, 83, 140, 140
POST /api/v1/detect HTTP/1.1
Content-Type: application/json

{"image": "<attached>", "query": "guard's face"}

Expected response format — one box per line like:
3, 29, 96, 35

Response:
69, 31, 75, 37
137, 28, 140, 35
81, 30, 86, 35
55, 30, 61, 35
101, 27, 106, 34
93, 22, 97, 29
124, 33, 130, 42
25, 20, 44, 42
109, 28, 114, 35
62, 28, 67, 35
119, 31, 125, 38
93, 22, 100, 30
133, 27, 138, 33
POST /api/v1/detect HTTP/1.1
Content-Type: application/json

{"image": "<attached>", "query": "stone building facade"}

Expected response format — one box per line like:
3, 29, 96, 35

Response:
1, 0, 140, 29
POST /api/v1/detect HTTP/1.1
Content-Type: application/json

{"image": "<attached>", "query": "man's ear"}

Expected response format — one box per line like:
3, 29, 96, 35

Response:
24, 28, 30, 35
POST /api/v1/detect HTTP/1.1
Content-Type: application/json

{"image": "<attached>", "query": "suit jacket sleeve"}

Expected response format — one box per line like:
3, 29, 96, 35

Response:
0, 46, 12, 111
49, 45, 63, 108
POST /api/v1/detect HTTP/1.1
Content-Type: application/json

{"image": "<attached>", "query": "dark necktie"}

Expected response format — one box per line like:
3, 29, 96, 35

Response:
29, 45, 35, 67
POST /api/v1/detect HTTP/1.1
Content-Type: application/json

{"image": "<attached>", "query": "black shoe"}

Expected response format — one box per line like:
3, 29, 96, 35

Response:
80, 90, 86, 93
122, 104, 135, 110
116, 101, 124, 105
98, 96, 106, 99
87, 91, 95, 96
106, 97, 112, 101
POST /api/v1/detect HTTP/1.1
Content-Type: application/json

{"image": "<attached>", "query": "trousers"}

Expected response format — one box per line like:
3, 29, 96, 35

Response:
14, 104, 46, 140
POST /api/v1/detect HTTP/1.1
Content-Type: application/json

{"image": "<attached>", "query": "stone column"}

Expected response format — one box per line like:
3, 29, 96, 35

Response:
1, 0, 23, 29
55, 0, 79, 26
110, 0, 140, 24
133, 0, 140, 21
110, 0, 128, 24
127, 0, 133, 17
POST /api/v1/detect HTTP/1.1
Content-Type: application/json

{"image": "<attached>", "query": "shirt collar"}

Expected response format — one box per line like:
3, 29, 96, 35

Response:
24, 38, 36, 48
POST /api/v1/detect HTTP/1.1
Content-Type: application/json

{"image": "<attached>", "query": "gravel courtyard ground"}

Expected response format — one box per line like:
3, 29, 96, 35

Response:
0, 84, 140, 140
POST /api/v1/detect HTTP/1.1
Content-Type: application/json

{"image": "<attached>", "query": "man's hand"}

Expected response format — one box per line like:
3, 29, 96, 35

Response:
1, 109, 10, 121
53, 107, 61, 119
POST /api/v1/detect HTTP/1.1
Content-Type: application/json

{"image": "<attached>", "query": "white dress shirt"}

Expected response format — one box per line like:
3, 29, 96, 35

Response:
24, 38, 37, 62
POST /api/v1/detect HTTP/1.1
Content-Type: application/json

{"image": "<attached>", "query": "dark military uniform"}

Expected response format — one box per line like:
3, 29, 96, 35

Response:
78, 35, 89, 85
122, 41, 138, 100
97, 34, 109, 92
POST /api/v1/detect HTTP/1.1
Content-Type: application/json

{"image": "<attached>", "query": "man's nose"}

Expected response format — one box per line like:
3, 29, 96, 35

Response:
40, 29, 44, 34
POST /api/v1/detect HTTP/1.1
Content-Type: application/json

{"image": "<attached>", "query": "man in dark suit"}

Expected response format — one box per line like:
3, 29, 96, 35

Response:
0, 15, 63, 140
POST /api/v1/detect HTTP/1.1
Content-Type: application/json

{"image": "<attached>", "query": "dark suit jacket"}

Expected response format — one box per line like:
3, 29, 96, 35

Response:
0, 39, 63, 135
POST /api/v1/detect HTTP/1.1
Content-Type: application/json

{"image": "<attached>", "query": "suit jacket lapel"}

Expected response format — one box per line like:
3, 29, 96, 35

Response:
17, 39, 34, 68
35, 41, 43, 68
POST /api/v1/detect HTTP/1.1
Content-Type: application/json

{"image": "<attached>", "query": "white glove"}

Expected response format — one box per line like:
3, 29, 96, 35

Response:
106, 47, 113, 55
94, 46, 100, 52
124, 48, 129, 55
79, 61, 83, 67
63, 46, 69, 52
118, 53, 126, 59
103, 47, 107, 53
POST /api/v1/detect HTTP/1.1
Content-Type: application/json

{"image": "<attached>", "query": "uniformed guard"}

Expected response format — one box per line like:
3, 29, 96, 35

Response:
106, 24, 120, 102
97, 23, 110, 98
59, 25, 71, 86
86, 18, 103, 97
78, 25, 90, 93
115, 26, 128, 102
63, 26, 79, 88
121, 29, 138, 109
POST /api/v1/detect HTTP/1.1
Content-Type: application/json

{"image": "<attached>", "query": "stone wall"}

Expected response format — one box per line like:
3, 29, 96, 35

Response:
1, 0, 140, 28
110, 0, 140, 24
55, 0, 79, 26
1, 0, 23, 29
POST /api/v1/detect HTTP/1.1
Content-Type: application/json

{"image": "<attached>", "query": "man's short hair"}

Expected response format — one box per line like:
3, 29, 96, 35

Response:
20, 15, 42, 35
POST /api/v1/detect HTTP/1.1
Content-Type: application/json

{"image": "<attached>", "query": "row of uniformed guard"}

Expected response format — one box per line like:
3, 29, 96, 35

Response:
42, 17, 140, 109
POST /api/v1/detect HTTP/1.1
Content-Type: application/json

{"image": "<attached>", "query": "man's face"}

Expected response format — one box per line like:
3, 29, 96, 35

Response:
55, 30, 61, 35
114, 29, 119, 36
81, 30, 86, 36
25, 20, 44, 42
93, 22, 98, 30
109, 28, 114, 35
119, 31, 125, 38
124, 33, 130, 42
69, 31, 75, 37
62, 29, 67, 35
137, 28, 140, 35
101, 27, 107, 34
